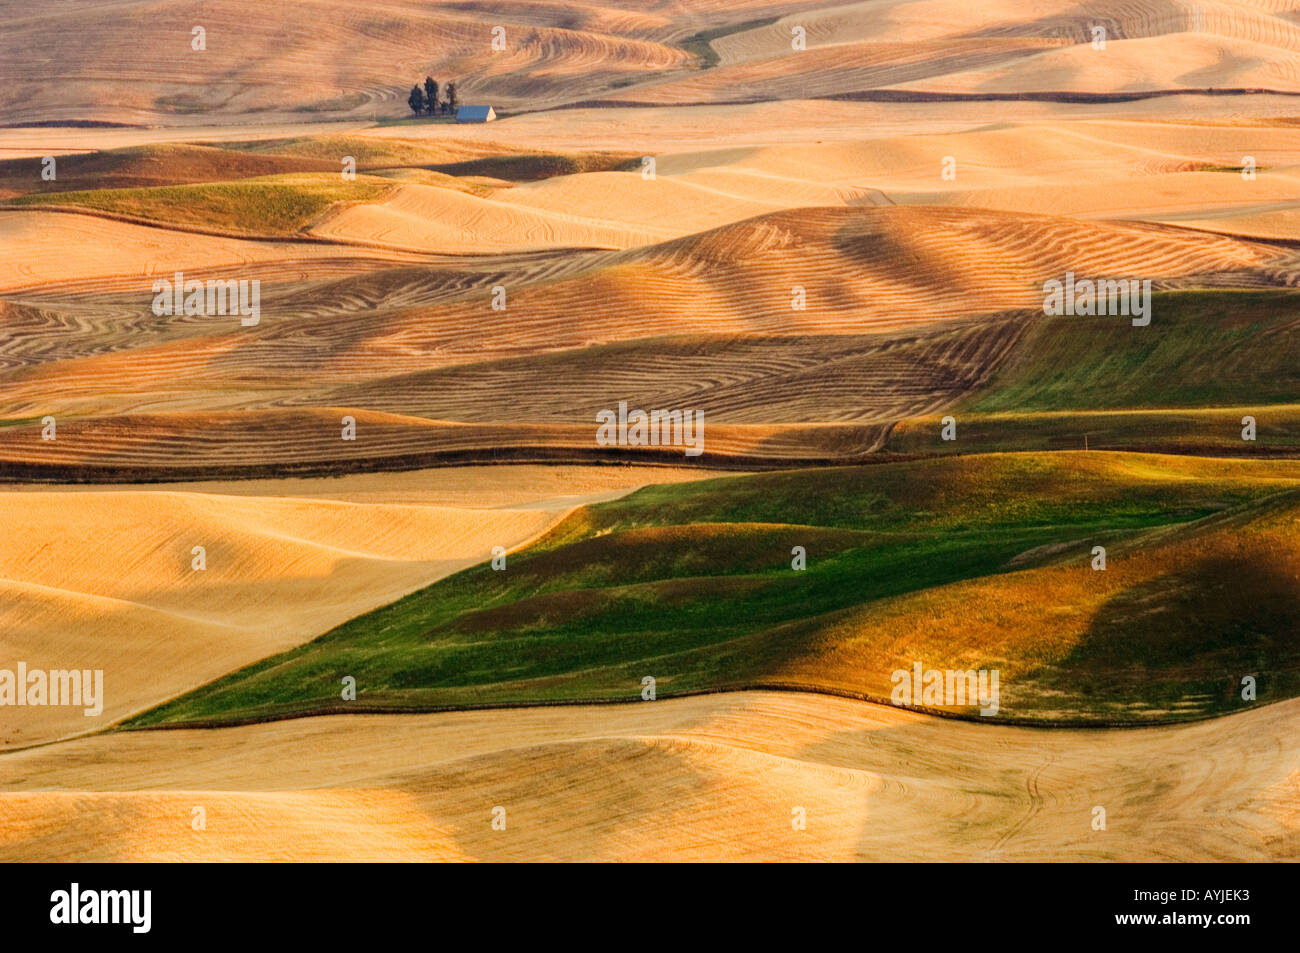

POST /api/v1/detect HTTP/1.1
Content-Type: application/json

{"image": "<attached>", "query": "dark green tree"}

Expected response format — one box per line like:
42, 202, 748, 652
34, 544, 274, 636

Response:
446, 82, 457, 115
408, 84, 424, 115
424, 77, 438, 115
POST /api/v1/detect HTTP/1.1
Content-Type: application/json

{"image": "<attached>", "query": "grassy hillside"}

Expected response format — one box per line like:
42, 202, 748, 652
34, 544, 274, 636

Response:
223, 136, 634, 182
964, 290, 1300, 413
886, 291, 1300, 457
7, 173, 393, 235
223, 135, 500, 167
426, 152, 637, 181
886, 405, 1300, 456
0, 143, 340, 196
127, 452, 1300, 729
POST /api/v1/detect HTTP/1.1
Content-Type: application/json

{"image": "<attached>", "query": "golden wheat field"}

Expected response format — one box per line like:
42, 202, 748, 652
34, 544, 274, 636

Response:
2, 0, 1299, 873
3, 691, 1296, 862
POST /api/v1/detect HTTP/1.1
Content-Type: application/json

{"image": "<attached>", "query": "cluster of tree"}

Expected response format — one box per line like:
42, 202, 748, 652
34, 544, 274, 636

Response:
408, 77, 458, 116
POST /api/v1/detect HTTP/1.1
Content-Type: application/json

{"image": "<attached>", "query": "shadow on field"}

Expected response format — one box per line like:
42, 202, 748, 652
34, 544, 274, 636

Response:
1040, 547, 1300, 718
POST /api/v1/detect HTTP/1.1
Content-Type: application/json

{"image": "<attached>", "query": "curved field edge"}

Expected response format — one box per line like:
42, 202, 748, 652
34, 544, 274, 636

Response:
5, 174, 396, 237
11, 690, 1299, 861
5, 291, 1300, 482
125, 451, 1300, 730
885, 289, 1300, 456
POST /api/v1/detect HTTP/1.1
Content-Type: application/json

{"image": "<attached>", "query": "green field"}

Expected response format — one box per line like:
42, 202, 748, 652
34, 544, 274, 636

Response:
964, 290, 1300, 413
114, 289, 1300, 732
224, 135, 634, 181
127, 452, 1300, 730
887, 290, 1300, 457
221, 134, 468, 166
886, 405, 1300, 456
0, 143, 341, 196
8, 173, 392, 235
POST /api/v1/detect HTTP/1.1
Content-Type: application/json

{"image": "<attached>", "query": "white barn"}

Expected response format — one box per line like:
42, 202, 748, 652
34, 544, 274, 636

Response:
455, 105, 496, 123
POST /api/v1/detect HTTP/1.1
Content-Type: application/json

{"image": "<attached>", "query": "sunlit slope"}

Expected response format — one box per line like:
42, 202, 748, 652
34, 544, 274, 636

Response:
5, 690, 1298, 861
4, 207, 1294, 476
307, 120, 1300, 247
308, 180, 657, 251
219, 134, 604, 172
887, 290, 1300, 457
889, 11, 1300, 95
0, 209, 429, 295
129, 452, 1300, 729
965, 290, 1300, 412
23, 119, 1287, 249
10, 174, 395, 237
5, 0, 1300, 123
0, 465, 685, 747
607, 0, 1300, 104
0, 144, 340, 197
0, 409, 892, 480
0, 0, 696, 125
299, 323, 1019, 426
0, 137, 634, 200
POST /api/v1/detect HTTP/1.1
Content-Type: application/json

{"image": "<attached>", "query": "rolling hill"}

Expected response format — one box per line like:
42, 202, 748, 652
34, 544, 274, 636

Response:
6, 0, 1300, 866
4, 201, 1298, 478
0, 464, 715, 748
5, 690, 1298, 861
126, 451, 1300, 729
8, 0, 1300, 125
